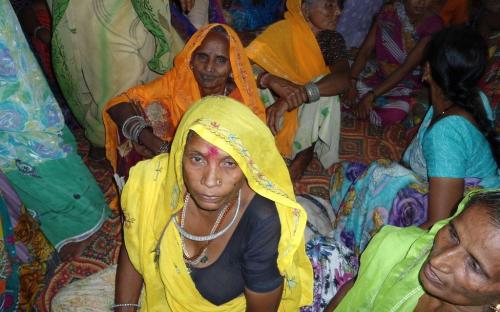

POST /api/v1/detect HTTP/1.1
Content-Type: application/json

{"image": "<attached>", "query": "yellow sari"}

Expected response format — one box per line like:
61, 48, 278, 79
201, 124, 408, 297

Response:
121, 96, 313, 311
104, 24, 265, 171
246, 0, 330, 156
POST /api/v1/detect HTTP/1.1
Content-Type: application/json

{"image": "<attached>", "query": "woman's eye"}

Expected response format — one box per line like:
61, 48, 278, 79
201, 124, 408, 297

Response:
191, 155, 203, 163
223, 159, 237, 168
448, 226, 459, 243
468, 258, 483, 275
195, 53, 208, 62
215, 56, 227, 64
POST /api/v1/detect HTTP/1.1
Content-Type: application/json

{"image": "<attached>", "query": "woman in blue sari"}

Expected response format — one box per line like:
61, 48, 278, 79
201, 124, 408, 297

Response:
327, 27, 500, 254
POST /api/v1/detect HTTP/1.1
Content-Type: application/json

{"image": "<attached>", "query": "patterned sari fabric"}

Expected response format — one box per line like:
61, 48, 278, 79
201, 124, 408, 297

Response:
222, 0, 285, 32
0, 171, 58, 311
53, 97, 313, 311
354, 2, 443, 126
1, 0, 110, 249
246, 0, 341, 167
329, 102, 500, 254
104, 23, 265, 174
51, 0, 184, 147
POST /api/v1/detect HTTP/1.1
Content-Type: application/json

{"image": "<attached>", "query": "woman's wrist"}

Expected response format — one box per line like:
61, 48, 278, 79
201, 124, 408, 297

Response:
257, 72, 271, 89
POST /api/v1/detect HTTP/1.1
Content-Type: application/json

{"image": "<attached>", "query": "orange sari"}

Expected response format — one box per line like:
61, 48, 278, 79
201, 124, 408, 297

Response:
246, 0, 330, 156
104, 23, 265, 171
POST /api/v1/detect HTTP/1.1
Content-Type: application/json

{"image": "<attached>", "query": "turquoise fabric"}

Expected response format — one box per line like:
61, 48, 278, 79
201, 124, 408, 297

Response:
404, 106, 497, 180
329, 103, 500, 252
0, 0, 110, 249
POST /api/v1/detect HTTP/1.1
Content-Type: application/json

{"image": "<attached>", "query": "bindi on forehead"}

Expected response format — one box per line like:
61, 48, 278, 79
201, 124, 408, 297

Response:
206, 146, 220, 159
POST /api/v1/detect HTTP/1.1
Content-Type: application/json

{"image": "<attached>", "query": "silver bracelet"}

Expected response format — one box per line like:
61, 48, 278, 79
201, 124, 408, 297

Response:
122, 116, 149, 144
304, 82, 321, 103
110, 303, 141, 311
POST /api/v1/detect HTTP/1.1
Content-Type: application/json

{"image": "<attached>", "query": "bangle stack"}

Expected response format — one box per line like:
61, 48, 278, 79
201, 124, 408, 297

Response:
110, 303, 141, 311
122, 115, 150, 145
304, 82, 321, 103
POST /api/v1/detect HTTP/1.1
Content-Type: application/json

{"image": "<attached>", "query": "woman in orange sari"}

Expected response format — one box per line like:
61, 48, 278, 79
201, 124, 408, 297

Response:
246, 0, 350, 181
104, 23, 265, 182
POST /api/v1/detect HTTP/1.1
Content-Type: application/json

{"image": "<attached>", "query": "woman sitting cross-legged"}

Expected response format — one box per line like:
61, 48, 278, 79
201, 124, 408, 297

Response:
327, 190, 500, 312
246, 0, 350, 181
327, 26, 500, 254
51, 96, 313, 311
104, 24, 265, 182
346, 0, 444, 126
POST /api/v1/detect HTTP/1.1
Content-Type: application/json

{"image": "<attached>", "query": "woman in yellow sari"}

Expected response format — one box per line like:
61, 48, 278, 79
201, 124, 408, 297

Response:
104, 23, 265, 180
246, 0, 350, 181
51, 96, 313, 311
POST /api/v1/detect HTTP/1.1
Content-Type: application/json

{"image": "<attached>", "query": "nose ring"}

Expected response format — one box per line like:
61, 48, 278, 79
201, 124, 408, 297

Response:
216, 179, 222, 186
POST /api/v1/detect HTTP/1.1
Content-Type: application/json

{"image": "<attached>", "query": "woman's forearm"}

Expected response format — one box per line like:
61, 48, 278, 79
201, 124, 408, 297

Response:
371, 37, 430, 97
107, 102, 166, 154
115, 244, 143, 311
350, 23, 377, 79
316, 60, 350, 97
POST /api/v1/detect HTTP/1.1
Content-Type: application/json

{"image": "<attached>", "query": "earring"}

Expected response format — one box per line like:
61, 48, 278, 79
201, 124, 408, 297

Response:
491, 304, 500, 312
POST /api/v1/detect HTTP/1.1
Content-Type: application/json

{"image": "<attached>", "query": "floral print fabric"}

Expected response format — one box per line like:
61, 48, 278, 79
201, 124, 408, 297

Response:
0, 0, 67, 171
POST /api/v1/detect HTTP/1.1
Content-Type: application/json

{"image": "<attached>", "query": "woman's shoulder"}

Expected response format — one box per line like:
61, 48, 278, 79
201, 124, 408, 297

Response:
245, 193, 279, 223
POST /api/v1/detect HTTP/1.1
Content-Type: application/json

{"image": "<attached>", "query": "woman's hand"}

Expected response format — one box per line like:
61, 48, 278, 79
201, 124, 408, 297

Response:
179, 0, 195, 12
344, 80, 358, 107
266, 99, 289, 136
353, 92, 375, 119
264, 75, 308, 110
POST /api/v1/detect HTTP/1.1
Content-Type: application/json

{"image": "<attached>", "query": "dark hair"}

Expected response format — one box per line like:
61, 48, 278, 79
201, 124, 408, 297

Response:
427, 26, 499, 165
465, 191, 500, 228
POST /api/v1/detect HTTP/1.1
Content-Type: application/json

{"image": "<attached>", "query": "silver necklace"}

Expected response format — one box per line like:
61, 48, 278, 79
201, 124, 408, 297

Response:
173, 189, 241, 242
180, 193, 232, 266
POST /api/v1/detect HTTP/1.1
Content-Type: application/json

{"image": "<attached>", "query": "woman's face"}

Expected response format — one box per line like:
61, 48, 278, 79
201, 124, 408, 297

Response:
303, 0, 342, 32
404, 0, 432, 17
419, 205, 500, 306
190, 31, 232, 96
182, 132, 245, 211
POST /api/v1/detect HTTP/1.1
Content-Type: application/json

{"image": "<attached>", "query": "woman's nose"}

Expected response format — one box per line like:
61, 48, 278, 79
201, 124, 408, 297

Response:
202, 165, 219, 188
429, 245, 463, 274
205, 59, 215, 72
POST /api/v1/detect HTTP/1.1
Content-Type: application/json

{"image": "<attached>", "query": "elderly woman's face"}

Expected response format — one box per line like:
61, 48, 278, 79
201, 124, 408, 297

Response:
191, 31, 232, 96
419, 205, 500, 306
303, 0, 341, 32
182, 132, 245, 211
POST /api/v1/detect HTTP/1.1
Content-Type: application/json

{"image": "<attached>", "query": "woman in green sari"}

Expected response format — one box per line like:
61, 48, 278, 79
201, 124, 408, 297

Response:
328, 190, 500, 311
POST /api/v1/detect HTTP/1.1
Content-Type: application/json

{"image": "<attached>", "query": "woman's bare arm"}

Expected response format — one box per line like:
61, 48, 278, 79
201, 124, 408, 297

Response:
324, 279, 355, 312
114, 244, 144, 311
244, 283, 283, 312
107, 103, 165, 156
419, 177, 464, 229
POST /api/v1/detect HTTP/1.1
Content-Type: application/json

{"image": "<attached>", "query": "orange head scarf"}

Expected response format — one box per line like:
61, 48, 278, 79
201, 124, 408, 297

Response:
246, 0, 329, 156
104, 24, 265, 171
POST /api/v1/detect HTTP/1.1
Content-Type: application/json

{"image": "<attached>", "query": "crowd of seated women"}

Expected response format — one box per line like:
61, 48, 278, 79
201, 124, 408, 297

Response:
1, 0, 500, 311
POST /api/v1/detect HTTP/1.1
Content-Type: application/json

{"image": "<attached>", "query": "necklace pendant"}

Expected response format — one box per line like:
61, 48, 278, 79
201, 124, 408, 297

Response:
200, 255, 208, 263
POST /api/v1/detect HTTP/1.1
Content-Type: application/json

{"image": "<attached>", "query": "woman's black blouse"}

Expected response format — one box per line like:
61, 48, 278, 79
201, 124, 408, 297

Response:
189, 193, 283, 306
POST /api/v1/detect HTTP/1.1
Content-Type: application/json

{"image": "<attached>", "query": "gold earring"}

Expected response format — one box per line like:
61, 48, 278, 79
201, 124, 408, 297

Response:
491, 304, 500, 312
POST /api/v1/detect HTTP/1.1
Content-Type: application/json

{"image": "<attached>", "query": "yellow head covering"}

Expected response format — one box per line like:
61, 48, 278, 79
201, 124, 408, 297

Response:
121, 96, 312, 311
246, 0, 330, 156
